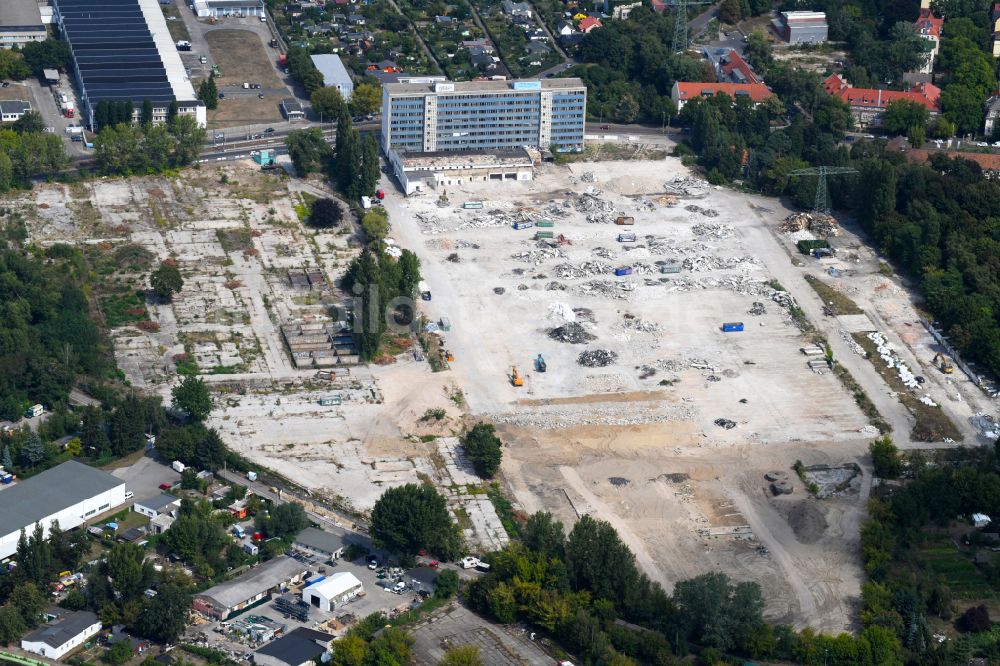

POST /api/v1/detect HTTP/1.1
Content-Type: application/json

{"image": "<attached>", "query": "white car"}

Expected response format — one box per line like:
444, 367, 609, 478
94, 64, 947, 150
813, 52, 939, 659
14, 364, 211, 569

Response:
460, 556, 480, 569
391, 581, 406, 593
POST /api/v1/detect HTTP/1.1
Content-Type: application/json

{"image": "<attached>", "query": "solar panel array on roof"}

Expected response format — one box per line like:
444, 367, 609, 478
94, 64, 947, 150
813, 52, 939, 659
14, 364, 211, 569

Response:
54, 0, 177, 105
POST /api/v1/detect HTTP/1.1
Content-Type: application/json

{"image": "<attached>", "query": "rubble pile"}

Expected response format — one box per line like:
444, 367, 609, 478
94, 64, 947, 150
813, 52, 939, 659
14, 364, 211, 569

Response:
840, 329, 867, 356
748, 302, 766, 316
548, 302, 576, 322
621, 316, 660, 333
714, 418, 737, 429
866, 331, 920, 389
681, 255, 761, 272
553, 261, 613, 279
573, 307, 595, 323
487, 402, 698, 428
592, 247, 613, 259
972, 413, 1000, 439
578, 349, 618, 367
543, 203, 570, 218
691, 223, 735, 239
578, 280, 634, 299
545, 281, 567, 291
580, 171, 596, 183
574, 194, 616, 214
685, 204, 719, 218
511, 248, 566, 264
779, 212, 840, 238
665, 175, 709, 197
414, 213, 446, 235
549, 322, 597, 344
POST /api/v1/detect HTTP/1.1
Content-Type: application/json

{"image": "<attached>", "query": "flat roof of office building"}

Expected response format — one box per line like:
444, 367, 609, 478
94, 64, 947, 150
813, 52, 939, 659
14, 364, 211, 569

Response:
53, 0, 196, 104
0, 461, 124, 538
397, 147, 535, 169
0, 0, 45, 29
385, 77, 585, 95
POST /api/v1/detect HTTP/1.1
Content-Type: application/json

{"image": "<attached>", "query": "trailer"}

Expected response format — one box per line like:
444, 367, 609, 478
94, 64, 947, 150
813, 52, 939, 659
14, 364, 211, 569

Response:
535, 219, 554, 228
721, 322, 745, 332
463, 201, 483, 209
614, 216, 635, 226
614, 267, 633, 276
535, 231, 554, 239
512, 221, 534, 230
617, 233, 636, 242
171, 460, 186, 473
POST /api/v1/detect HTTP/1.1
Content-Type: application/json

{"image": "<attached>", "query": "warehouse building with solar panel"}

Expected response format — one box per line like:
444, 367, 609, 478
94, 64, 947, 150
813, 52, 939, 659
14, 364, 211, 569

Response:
51, 0, 206, 131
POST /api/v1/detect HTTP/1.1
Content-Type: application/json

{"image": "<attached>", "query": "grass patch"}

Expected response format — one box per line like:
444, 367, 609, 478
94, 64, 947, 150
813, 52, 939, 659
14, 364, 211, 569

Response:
487, 482, 521, 539
853, 333, 962, 442
556, 143, 669, 163
100, 291, 149, 328
216, 228, 256, 253
912, 534, 993, 599
293, 192, 318, 222
804, 274, 864, 315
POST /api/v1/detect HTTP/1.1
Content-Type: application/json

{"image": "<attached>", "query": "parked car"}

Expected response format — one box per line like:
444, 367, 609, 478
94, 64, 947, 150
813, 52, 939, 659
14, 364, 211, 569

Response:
258, 93, 264, 99
600, 124, 610, 129
391, 581, 406, 594
158, 482, 172, 490
264, 127, 274, 133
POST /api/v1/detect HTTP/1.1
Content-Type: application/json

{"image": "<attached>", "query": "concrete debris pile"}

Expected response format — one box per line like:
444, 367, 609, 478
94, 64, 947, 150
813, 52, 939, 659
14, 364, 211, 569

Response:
771, 290, 796, 309
587, 212, 618, 224
549, 322, 596, 344
574, 194, 616, 214
487, 402, 697, 429
574, 307, 595, 322
580, 171, 596, 183
685, 204, 719, 218
840, 329, 867, 356
578, 349, 618, 367
748, 302, 766, 316
655, 195, 678, 206
414, 213, 446, 235
544, 203, 570, 218
548, 302, 576, 322
511, 248, 566, 264
665, 175, 709, 197
458, 208, 532, 231
779, 212, 840, 238
592, 247, 613, 259
866, 331, 921, 389
714, 418, 737, 429
578, 280, 634, 299
546, 281, 567, 291
859, 425, 881, 437
656, 357, 718, 373
691, 223, 735, 239
621, 316, 659, 333
681, 255, 761, 272
972, 413, 1000, 439
553, 261, 613, 279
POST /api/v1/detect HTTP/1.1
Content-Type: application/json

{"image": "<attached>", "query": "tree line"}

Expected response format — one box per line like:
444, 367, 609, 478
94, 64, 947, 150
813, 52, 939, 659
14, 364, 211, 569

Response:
93, 111, 205, 176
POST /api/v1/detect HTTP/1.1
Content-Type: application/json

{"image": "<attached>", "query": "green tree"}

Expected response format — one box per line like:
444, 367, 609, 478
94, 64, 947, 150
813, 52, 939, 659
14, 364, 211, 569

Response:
745, 30, 773, 74
256, 501, 309, 539
191, 427, 225, 471
9, 582, 46, 627
360, 208, 389, 244
198, 76, 219, 111
359, 133, 380, 196
882, 100, 930, 136
20, 39, 72, 75
106, 543, 152, 602
167, 100, 178, 124
329, 633, 367, 666
438, 645, 483, 666
0, 605, 26, 644
171, 376, 211, 421
104, 640, 133, 665
349, 83, 381, 117
134, 583, 191, 643
18, 433, 46, 468
461, 422, 502, 478
150, 260, 184, 300
613, 94, 640, 124
0, 49, 30, 81
434, 569, 459, 599
308, 197, 343, 228
335, 107, 361, 197
310, 86, 346, 120
11, 111, 45, 134
522, 512, 565, 559
869, 437, 902, 478
168, 114, 206, 166
141, 99, 154, 127
1, 444, 11, 468
285, 127, 332, 175
719, 0, 742, 23
80, 408, 110, 457
371, 483, 460, 559
672, 572, 764, 651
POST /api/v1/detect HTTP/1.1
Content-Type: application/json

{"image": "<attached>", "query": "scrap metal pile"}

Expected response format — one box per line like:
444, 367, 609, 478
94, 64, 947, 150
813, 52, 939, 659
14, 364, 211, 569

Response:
779, 212, 840, 238
578, 349, 618, 367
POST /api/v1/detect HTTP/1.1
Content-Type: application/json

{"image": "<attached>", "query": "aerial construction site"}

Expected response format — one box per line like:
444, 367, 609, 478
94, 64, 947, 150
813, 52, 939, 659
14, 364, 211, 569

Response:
13, 153, 999, 634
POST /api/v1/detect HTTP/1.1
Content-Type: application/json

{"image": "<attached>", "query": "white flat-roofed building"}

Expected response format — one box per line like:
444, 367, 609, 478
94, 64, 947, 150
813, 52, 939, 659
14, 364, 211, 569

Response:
0, 0, 46, 49
310, 54, 353, 99
388, 147, 536, 194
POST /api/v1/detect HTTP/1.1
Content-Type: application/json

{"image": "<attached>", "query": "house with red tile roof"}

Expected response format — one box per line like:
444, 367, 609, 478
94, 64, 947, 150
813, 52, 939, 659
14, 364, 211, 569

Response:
822, 73, 940, 128
704, 48, 761, 85
913, 9, 943, 73
671, 82, 774, 110
578, 16, 603, 33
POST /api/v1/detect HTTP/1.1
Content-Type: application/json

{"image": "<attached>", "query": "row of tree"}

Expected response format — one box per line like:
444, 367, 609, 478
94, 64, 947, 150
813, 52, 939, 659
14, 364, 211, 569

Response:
93, 114, 205, 176
342, 245, 420, 359
0, 128, 70, 192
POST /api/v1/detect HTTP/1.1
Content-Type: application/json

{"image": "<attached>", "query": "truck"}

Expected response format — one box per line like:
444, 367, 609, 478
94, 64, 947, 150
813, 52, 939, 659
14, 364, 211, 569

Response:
614, 267, 633, 276
61, 100, 75, 118
176, 40, 192, 51
418, 280, 431, 301
25, 404, 44, 418
232, 525, 246, 539
512, 221, 533, 230
246, 471, 258, 482
171, 460, 186, 473
722, 322, 745, 332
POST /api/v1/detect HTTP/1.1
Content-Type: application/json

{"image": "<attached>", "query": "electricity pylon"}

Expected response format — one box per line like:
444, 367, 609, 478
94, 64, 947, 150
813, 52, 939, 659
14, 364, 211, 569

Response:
671, 0, 712, 53
788, 166, 859, 215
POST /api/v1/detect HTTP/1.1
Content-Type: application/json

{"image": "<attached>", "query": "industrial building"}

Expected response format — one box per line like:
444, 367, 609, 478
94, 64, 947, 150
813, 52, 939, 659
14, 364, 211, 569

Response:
193, 556, 308, 620
253, 628, 333, 666
310, 54, 353, 100
301, 572, 363, 611
775, 11, 828, 44
0, 460, 127, 561
21, 611, 102, 660
0, 0, 46, 48
388, 147, 536, 195
191, 0, 265, 17
51, 0, 206, 131
380, 78, 586, 155
292, 527, 349, 560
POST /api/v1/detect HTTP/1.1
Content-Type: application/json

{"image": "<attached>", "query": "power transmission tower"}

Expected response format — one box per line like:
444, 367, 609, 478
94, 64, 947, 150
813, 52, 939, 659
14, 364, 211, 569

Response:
788, 165, 858, 215
671, 0, 712, 53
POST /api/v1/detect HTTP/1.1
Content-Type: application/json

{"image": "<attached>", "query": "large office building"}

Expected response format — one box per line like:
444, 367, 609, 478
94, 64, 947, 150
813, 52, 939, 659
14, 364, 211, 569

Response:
0, 0, 46, 49
380, 78, 586, 156
52, 0, 206, 131
0, 461, 127, 561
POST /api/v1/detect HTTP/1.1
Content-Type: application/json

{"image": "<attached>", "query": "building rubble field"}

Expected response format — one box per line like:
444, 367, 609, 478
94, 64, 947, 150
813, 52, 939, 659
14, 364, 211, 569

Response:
384, 160, 881, 633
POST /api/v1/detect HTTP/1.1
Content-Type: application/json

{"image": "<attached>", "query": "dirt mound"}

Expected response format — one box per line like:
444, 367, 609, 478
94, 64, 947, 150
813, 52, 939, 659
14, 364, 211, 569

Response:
775, 500, 828, 544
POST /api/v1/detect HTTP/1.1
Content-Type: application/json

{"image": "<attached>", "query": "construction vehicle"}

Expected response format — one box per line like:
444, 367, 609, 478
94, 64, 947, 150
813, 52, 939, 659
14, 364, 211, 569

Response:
933, 353, 954, 374
535, 354, 547, 372
510, 366, 524, 387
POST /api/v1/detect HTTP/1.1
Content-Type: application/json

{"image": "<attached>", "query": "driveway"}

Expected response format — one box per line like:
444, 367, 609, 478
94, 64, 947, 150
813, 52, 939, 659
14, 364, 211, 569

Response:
110, 454, 181, 498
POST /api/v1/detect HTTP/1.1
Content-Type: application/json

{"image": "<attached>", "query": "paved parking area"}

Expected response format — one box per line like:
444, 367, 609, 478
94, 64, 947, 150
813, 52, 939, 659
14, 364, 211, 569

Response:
409, 604, 551, 666
110, 454, 180, 496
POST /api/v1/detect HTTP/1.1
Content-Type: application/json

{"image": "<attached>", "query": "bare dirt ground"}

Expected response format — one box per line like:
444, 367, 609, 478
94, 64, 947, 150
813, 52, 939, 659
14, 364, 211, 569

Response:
205, 30, 285, 126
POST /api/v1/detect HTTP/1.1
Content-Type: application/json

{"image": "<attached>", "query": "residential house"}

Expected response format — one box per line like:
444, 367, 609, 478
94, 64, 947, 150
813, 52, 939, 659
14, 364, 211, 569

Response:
253, 628, 334, 666
913, 8, 943, 74
228, 499, 249, 520
704, 47, 761, 85
435, 15, 454, 23
347, 13, 365, 24
612, 1, 641, 19
462, 37, 493, 49
21, 611, 102, 660
0, 100, 30, 122
525, 40, 551, 56
526, 28, 548, 41
285, 2, 303, 18
132, 493, 181, 520
650, 0, 667, 12
992, 3, 1000, 57
556, 21, 576, 35
578, 16, 602, 32
671, 81, 775, 110
823, 73, 940, 129
292, 527, 350, 559
501, 0, 533, 18
470, 46, 500, 70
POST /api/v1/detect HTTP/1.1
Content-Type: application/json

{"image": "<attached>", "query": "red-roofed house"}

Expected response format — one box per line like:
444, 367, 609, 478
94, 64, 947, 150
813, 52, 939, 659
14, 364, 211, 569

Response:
578, 16, 603, 33
650, 0, 667, 12
914, 9, 943, 73
671, 82, 774, 110
822, 73, 940, 129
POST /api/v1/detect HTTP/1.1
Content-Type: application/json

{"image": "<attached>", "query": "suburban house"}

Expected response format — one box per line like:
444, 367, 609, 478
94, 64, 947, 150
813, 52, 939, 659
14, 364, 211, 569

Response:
556, 21, 576, 36
501, 0, 532, 18
21, 611, 102, 660
704, 48, 761, 85
775, 11, 828, 44
132, 493, 181, 520
671, 82, 774, 110
612, 1, 641, 19
0, 100, 31, 122
914, 8, 943, 74
823, 73, 940, 128
578, 16, 603, 33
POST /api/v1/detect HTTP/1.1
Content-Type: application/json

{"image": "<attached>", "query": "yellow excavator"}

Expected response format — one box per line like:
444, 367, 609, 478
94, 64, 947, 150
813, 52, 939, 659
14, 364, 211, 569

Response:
510, 366, 524, 387
933, 353, 954, 374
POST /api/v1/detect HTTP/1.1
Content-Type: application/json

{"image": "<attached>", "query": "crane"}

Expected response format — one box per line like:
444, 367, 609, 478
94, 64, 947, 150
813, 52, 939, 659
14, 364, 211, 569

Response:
788, 166, 859, 215
671, 0, 713, 53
